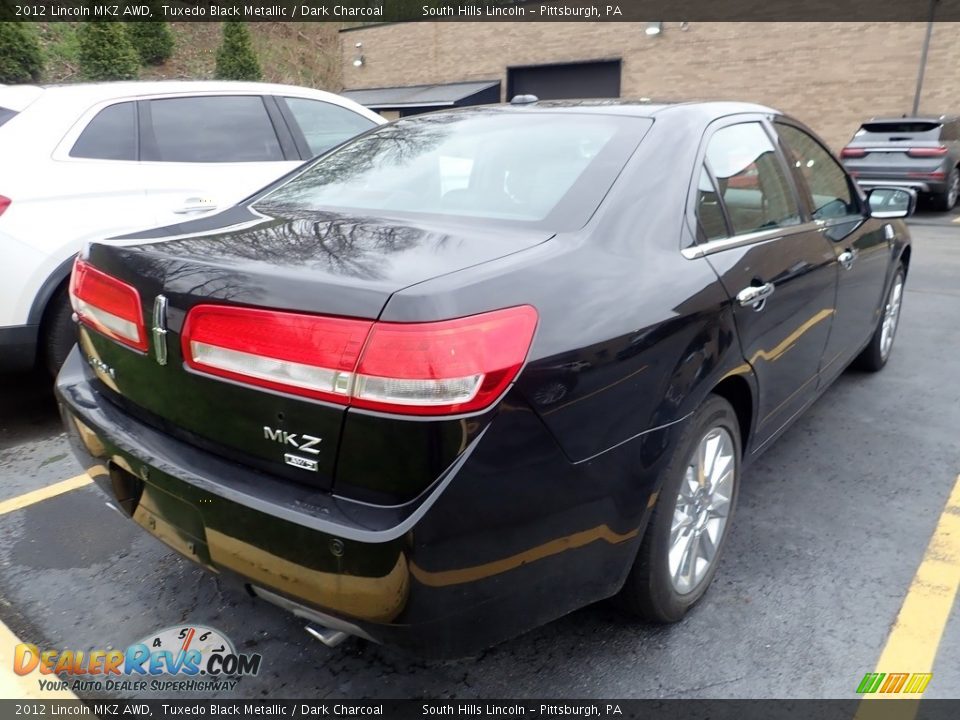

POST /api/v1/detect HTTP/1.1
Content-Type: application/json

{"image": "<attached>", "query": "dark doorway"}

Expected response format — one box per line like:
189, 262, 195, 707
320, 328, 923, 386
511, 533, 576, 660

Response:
507, 60, 622, 101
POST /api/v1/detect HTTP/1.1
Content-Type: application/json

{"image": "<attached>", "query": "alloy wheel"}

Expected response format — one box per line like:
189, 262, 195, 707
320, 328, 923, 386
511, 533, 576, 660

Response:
668, 426, 736, 595
949, 169, 960, 209
880, 272, 904, 361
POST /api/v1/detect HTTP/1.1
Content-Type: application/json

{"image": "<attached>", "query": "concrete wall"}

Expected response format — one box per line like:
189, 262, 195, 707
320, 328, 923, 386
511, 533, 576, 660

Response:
341, 22, 960, 150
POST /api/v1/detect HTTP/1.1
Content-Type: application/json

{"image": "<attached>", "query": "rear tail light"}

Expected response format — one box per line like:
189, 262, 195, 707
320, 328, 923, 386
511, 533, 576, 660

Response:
183, 304, 538, 416
352, 307, 539, 415
907, 146, 949, 158
69, 258, 147, 352
183, 305, 372, 404
841, 147, 866, 158
0, 195, 10, 216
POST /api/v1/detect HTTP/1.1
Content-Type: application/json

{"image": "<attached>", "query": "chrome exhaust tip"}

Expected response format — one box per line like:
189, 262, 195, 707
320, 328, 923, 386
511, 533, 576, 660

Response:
305, 624, 349, 648
250, 585, 375, 644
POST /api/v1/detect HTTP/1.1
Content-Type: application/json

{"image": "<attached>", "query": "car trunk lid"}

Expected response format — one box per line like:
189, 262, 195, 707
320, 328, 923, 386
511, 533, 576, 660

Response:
75, 205, 550, 491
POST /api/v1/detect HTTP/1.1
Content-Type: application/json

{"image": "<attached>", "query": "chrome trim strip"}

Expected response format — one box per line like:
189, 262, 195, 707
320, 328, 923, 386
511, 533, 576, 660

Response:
857, 179, 931, 191
682, 222, 820, 259
152, 295, 168, 366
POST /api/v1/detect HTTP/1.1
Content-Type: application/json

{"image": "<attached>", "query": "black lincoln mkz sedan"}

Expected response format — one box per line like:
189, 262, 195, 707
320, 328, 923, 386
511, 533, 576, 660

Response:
57, 100, 913, 656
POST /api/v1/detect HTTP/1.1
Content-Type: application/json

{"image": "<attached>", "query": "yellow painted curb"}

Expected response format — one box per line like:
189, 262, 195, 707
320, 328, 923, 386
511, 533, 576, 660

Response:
0, 475, 92, 516
855, 474, 960, 718
0, 617, 78, 700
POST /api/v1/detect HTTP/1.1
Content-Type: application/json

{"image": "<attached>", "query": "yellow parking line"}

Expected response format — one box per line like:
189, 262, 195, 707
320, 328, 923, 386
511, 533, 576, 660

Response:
0, 617, 79, 700
0, 474, 93, 698
0, 474, 92, 516
855, 474, 960, 718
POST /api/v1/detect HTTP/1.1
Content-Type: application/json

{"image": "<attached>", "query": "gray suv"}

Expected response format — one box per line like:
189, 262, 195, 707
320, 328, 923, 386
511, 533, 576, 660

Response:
841, 116, 960, 211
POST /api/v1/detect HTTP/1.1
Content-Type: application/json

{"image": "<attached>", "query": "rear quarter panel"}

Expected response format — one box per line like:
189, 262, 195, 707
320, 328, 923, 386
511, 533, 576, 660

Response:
380, 112, 757, 469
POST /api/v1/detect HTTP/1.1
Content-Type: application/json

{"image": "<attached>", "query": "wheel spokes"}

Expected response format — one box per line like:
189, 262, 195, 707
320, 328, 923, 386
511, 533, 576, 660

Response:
667, 425, 737, 595
678, 532, 700, 590
698, 528, 717, 564
880, 275, 904, 358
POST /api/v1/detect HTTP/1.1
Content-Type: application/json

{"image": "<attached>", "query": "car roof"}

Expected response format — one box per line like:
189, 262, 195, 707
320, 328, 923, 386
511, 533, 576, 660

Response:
10, 80, 361, 106
0, 84, 45, 111
438, 98, 780, 121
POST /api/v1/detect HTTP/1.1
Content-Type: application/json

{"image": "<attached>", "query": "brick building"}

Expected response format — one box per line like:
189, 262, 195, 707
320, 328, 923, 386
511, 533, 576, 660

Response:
340, 22, 960, 150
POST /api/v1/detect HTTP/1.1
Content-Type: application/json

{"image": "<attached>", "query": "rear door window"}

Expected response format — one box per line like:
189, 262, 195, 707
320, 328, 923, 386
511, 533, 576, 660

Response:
695, 166, 728, 240
282, 97, 376, 157
0, 107, 17, 129
704, 122, 801, 236
70, 102, 138, 161
144, 96, 283, 163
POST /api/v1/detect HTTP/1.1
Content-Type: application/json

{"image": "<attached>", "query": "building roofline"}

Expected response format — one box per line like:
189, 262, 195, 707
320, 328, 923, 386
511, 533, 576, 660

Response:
339, 22, 402, 33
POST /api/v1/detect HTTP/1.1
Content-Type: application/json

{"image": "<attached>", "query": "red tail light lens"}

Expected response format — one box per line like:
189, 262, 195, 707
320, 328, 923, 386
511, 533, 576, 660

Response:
907, 146, 949, 158
182, 305, 538, 415
353, 306, 539, 415
0, 196, 10, 216
841, 147, 867, 158
183, 305, 372, 403
69, 259, 147, 352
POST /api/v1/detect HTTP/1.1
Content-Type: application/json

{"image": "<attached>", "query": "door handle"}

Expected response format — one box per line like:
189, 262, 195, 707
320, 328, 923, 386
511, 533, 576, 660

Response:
737, 282, 775, 309
838, 249, 857, 270
174, 197, 217, 214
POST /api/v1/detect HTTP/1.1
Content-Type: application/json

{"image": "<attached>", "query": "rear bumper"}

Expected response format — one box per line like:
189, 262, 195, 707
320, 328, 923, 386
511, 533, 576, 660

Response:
0, 324, 38, 372
56, 348, 663, 656
854, 177, 945, 194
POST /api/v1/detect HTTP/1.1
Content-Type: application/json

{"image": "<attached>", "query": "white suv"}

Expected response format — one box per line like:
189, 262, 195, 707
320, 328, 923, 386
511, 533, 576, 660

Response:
0, 81, 383, 373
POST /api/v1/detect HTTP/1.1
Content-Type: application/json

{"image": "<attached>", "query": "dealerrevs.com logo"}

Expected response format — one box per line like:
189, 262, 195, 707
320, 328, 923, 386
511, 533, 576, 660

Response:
14, 625, 262, 693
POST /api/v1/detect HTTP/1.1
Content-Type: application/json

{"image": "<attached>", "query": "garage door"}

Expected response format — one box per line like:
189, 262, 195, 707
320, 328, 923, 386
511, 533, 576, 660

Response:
507, 60, 621, 100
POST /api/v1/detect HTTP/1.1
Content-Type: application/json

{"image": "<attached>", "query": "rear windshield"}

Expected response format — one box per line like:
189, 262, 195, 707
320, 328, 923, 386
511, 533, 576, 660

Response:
0, 107, 17, 129
255, 111, 650, 229
855, 121, 942, 140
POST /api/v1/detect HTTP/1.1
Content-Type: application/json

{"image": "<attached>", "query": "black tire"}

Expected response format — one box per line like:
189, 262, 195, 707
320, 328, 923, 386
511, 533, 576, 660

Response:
852, 264, 906, 373
42, 287, 76, 376
618, 394, 741, 622
932, 167, 959, 211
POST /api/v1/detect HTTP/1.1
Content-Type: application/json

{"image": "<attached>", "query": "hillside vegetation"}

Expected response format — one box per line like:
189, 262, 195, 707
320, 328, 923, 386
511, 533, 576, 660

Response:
33, 22, 342, 90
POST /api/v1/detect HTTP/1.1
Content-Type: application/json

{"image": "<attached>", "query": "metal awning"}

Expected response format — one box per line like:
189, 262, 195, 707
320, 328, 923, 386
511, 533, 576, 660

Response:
341, 80, 500, 110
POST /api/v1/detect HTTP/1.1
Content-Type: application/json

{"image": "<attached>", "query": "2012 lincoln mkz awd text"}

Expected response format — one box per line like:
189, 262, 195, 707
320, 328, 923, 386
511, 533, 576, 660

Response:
56, 100, 913, 656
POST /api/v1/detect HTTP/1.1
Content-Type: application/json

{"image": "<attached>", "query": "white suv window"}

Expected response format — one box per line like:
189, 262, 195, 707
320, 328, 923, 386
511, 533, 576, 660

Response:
145, 96, 283, 163
70, 102, 137, 161
283, 97, 376, 157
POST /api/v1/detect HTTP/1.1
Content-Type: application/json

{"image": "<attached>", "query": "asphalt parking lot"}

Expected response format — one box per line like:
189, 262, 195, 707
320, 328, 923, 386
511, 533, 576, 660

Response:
1, 211, 959, 701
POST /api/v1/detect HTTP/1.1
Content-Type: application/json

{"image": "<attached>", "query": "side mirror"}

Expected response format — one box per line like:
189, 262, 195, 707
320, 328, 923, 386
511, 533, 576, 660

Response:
867, 187, 917, 219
